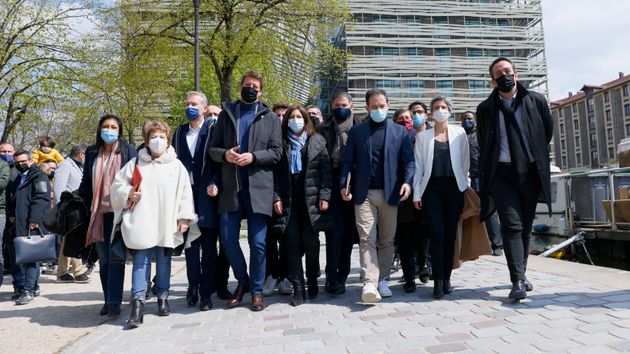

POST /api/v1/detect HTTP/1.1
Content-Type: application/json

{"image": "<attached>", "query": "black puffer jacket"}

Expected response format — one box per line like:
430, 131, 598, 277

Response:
271, 133, 333, 233
467, 129, 480, 178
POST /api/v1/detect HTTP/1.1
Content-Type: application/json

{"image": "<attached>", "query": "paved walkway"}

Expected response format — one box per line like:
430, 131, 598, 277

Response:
2, 239, 630, 354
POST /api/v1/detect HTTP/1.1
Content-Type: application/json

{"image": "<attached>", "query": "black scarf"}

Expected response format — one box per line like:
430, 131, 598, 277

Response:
496, 90, 530, 183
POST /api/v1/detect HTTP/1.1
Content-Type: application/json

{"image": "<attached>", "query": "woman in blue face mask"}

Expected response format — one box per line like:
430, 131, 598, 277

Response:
78, 114, 137, 318
270, 105, 333, 306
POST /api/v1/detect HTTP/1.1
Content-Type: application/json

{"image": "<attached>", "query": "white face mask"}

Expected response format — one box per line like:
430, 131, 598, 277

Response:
149, 137, 168, 154
432, 108, 450, 123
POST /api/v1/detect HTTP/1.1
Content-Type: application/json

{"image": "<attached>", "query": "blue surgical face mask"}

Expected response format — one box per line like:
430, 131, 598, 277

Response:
462, 119, 476, 130
370, 108, 388, 123
0, 153, 13, 163
206, 115, 218, 125
332, 107, 352, 122
288, 118, 305, 134
412, 113, 426, 128
185, 106, 200, 121
100, 129, 119, 144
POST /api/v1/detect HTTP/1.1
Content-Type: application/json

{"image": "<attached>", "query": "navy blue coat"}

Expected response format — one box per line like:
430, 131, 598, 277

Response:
339, 119, 415, 206
7, 165, 51, 237
173, 120, 219, 229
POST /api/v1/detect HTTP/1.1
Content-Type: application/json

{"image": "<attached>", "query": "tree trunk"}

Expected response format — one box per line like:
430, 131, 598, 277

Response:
219, 68, 233, 104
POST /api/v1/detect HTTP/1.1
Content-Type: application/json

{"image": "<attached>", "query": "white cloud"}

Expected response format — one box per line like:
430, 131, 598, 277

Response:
542, 0, 630, 101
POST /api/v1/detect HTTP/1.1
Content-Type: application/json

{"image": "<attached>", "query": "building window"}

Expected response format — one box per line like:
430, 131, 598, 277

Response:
606, 110, 612, 122
604, 92, 610, 103
587, 98, 594, 112
624, 85, 629, 97
626, 124, 630, 137
588, 115, 596, 129
403, 47, 422, 56
561, 139, 566, 150
435, 48, 450, 56
374, 47, 400, 56
437, 80, 453, 96
464, 17, 481, 26
609, 147, 615, 159
433, 17, 449, 39
559, 123, 564, 135
575, 136, 580, 148
572, 103, 577, 114
562, 156, 567, 167
625, 104, 630, 116
607, 128, 613, 140
576, 152, 581, 165
374, 15, 397, 23
591, 151, 598, 162
590, 133, 597, 147
559, 109, 564, 118
467, 48, 482, 57
573, 119, 579, 130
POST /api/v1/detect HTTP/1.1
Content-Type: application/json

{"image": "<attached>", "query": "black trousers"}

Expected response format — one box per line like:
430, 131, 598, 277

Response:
422, 177, 464, 281
265, 230, 288, 280
285, 205, 320, 284
488, 163, 541, 283
214, 244, 230, 291
325, 182, 356, 285
397, 220, 430, 282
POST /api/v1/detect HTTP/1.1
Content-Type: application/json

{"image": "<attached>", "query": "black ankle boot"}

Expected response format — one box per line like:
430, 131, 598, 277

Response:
127, 299, 144, 328
186, 285, 198, 307
108, 303, 121, 317
443, 279, 453, 294
307, 279, 318, 299
433, 280, 444, 299
157, 293, 170, 316
291, 280, 305, 306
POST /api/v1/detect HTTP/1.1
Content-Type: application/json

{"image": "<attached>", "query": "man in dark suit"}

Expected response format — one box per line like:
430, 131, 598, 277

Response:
476, 57, 553, 301
339, 88, 414, 304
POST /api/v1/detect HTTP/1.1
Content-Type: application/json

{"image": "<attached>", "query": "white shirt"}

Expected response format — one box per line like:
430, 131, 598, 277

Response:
498, 92, 535, 163
186, 123, 201, 184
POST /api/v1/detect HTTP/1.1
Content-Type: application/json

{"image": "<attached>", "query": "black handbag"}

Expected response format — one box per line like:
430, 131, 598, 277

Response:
110, 222, 127, 263
13, 228, 58, 264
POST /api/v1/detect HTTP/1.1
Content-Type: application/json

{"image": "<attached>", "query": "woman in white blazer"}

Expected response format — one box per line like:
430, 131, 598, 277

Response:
413, 96, 470, 299
110, 120, 200, 328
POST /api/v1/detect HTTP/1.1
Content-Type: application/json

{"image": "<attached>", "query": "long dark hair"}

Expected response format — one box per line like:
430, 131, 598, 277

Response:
281, 105, 315, 139
95, 114, 126, 154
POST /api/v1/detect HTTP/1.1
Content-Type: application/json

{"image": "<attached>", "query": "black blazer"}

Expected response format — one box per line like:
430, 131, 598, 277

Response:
476, 83, 554, 220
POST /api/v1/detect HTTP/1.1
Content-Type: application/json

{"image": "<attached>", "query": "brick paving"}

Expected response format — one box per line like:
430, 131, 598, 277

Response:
3, 238, 630, 353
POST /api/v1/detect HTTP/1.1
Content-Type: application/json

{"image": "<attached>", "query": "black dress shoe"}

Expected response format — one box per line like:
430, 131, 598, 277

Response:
186, 285, 199, 307
127, 299, 144, 328
403, 280, 416, 293
108, 304, 121, 317
335, 282, 346, 295
215, 287, 232, 300
157, 298, 170, 316
509, 280, 527, 300
199, 297, 212, 311
433, 280, 444, 299
307, 279, 318, 299
443, 280, 453, 294
523, 279, 534, 292
99, 304, 109, 316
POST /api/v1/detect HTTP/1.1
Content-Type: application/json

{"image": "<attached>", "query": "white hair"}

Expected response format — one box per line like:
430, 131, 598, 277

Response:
186, 91, 208, 106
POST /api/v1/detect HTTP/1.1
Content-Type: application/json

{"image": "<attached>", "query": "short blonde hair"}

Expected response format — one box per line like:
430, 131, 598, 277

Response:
142, 120, 172, 146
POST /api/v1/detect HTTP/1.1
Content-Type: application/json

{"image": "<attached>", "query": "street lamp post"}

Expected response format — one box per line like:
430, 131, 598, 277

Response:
193, 0, 200, 91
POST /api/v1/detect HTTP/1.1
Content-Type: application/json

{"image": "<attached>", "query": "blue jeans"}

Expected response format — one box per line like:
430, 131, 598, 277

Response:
131, 247, 171, 301
94, 212, 125, 305
185, 227, 219, 298
219, 189, 267, 294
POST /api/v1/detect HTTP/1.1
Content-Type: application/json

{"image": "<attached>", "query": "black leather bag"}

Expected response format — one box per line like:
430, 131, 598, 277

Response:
13, 228, 57, 264
110, 223, 127, 263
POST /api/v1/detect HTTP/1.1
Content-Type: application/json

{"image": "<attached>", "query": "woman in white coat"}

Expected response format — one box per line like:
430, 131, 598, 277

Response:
110, 120, 200, 328
413, 96, 469, 299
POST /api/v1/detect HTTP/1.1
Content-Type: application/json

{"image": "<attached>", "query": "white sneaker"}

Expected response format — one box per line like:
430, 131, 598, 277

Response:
278, 279, 293, 295
378, 280, 392, 298
361, 282, 382, 303
262, 276, 279, 297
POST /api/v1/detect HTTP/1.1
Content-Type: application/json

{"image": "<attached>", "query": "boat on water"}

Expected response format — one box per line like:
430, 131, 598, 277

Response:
532, 165, 630, 270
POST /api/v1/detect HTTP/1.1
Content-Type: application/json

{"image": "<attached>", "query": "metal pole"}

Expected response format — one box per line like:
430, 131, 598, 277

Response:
193, 0, 200, 91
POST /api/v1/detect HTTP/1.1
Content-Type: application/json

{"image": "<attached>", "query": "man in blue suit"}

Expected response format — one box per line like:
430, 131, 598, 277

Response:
340, 88, 414, 304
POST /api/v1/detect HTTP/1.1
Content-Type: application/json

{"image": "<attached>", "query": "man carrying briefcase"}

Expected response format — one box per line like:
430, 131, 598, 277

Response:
7, 150, 51, 305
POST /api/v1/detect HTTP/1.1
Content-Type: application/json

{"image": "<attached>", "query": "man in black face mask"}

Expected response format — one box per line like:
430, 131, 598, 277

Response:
476, 57, 553, 301
209, 71, 282, 312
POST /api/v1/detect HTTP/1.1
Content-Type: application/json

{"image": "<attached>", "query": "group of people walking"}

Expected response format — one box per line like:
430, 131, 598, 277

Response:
0, 57, 553, 329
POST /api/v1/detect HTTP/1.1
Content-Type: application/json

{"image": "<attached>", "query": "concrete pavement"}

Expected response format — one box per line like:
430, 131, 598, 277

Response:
2, 239, 630, 353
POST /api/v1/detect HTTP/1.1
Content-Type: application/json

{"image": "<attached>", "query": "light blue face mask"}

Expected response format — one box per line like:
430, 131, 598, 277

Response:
370, 108, 388, 123
100, 130, 119, 144
412, 113, 426, 128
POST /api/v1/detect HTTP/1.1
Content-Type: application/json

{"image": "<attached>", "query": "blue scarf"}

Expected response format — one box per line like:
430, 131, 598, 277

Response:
288, 131, 307, 174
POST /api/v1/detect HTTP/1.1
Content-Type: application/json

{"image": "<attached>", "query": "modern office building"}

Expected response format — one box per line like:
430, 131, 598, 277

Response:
550, 73, 630, 171
319, 0, 548, 117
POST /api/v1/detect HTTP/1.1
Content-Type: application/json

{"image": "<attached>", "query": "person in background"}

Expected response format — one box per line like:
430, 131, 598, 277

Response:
0, 156, 9, 288
316, 91, 361, 296
111, 120, 199, 328
79, 114, 136, 317
413, 96, 469, 299
53, 144, 89, 283
32, 136, 64, 164
207, 105, 221, 123
209, 71, 282, 311
462, 111, 503, 256
392, 108, 431, 292
306, 105, 323, 126
272, 105, 332, 305
38, 159, 59, 275
476, 57, 553, 300
339, 88, 414, 304
7, 151, 51, 304
1, 143, 17, 288
264, 102, 293, 296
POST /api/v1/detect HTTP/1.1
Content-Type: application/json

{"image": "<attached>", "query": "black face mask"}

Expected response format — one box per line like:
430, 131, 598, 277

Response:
49, 171, 55, 180
495, 74, 516, 93
15, 163, 29, 173
240, 87, 258, 104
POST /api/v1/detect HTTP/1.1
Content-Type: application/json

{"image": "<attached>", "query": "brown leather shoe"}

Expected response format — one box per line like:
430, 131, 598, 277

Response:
227, 284, 249, 307
251, 293, 266, 312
